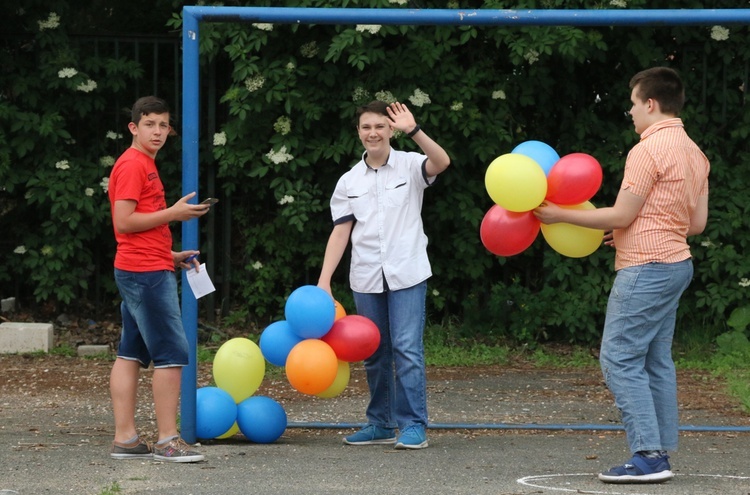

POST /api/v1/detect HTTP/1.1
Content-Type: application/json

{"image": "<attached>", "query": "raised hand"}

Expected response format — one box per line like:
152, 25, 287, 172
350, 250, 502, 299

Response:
386, 102, 417, 133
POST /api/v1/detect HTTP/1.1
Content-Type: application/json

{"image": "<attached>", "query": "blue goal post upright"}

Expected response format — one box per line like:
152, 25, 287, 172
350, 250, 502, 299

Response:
180, 6, 750, 443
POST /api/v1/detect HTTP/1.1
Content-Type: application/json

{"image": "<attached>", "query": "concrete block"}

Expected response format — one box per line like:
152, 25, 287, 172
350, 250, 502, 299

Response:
0, 322, 54, 354
1, 297, 16, 312
77, 345, 110, 357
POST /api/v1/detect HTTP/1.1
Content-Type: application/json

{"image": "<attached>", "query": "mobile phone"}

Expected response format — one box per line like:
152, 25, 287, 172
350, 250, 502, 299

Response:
200, 198, 219, 206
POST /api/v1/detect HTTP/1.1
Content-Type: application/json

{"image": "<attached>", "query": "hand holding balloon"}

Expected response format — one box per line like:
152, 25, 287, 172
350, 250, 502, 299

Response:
536, 201, 605, 258
532, 201, 564, 224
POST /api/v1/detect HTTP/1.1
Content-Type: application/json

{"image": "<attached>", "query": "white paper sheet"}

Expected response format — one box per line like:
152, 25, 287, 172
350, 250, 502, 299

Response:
186, 263, 216, 299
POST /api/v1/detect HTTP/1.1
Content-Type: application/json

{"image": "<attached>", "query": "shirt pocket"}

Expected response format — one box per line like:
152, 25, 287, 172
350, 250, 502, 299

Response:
347, 186, 371, 219
385, 176, 408, 208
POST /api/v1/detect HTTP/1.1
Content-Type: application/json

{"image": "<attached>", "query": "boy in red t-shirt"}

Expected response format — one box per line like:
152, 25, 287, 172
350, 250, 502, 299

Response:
108, 96, 209, 462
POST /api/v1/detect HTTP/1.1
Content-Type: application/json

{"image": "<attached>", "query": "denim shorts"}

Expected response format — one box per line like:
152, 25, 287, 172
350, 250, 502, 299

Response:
114, 268, 189, 368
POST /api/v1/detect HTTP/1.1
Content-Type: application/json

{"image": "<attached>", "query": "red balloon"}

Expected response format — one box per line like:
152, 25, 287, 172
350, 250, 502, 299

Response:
545, 153, 603, 205
321, 315, 380, 362
480, 205, 540, 257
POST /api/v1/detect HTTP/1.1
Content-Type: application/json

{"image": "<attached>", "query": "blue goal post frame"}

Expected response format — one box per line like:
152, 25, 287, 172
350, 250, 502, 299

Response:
180, 6, 750, 443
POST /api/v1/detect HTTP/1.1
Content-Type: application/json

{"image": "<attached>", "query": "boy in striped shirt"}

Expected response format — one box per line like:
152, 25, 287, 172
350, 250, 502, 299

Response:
534, 66, 710, 484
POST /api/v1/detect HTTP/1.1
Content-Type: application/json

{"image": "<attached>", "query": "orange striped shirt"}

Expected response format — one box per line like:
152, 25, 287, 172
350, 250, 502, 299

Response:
613, 118, 710, 270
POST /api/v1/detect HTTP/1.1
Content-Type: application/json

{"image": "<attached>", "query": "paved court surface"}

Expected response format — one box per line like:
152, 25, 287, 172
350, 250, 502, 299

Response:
1, 363, 748, 494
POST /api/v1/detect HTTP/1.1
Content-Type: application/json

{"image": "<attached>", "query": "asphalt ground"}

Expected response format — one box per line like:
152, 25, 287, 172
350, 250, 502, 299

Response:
1, 364, 749, 495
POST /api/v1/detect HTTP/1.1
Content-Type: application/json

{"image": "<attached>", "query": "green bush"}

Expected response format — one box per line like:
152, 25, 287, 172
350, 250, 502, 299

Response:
2, 0, 749, 346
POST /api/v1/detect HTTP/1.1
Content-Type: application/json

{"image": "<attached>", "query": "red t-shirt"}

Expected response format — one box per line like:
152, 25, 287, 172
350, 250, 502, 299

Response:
108, 147, 174, 272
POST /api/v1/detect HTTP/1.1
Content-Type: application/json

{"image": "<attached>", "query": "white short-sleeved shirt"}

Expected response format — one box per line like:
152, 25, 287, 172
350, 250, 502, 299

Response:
330, 148, 435, 293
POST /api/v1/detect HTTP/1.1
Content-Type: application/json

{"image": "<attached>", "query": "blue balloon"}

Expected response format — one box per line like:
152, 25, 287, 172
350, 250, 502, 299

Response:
259, 320, 303, 367
236, 396, 287, 444
196, 387, 237, 439
284, 285, 336, 339
512, 140, 560, 176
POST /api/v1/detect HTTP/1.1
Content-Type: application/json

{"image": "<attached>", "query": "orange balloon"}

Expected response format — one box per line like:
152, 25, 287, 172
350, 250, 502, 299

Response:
285, 339, 338, 395
334, 300, 347, 321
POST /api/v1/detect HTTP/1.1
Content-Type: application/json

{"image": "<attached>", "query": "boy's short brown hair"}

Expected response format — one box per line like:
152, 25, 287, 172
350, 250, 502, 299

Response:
355, 100, 389, 127
131, 96, 170, 124
629, 67, 685, 116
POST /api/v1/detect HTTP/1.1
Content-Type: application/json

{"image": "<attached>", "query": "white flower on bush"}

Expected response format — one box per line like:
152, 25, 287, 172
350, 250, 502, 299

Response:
286, 62, 296, 72
100, 177, 110, 193
100, 155, 115, 167
300, 41, 319, 58
58, 67, 78, 79
252, 261, 263, 270
266, 146, 293, 164
213, 132, 227, 146
244, 75, 265, 93
408, 88, 431, 107
450, 101, 463, 111
739, 278, 750, 288
375, 90, 397, 104
56, 160, 70, 170
106, 131, 121, 140
492, 89, 507, 100
352, 86, 370, 102
38, 12, 60, 30
278, 195, 295, 205
700, 239, 715, 248
252, 23, 273, 31
388, 0, 408, 4
524, 49, 540, 64
432, 289, 440, 297
356, 25, 381, 35
13, 246, 27, 255
711, 25, 730, 41
273, 116, 291, 135
76, 80, 97, 93
85, 188, 94, 197
609, 0, 627, 7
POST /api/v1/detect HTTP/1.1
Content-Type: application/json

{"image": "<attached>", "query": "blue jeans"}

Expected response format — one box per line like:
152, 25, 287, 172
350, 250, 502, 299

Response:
600, 260, 693, 454
114, 268, 189, 368
353, 281, 428, 431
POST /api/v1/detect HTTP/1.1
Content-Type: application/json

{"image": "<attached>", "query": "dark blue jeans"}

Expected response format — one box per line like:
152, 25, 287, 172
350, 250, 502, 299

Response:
353, 281, 428, 431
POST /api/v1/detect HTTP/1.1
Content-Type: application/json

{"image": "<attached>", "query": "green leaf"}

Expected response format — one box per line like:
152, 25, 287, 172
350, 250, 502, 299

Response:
727, 306, 750, 331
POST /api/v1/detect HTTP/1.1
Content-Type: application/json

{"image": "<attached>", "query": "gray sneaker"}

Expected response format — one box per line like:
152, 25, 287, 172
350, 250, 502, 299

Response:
110, 437, 152, 460
153, 436, 205, 463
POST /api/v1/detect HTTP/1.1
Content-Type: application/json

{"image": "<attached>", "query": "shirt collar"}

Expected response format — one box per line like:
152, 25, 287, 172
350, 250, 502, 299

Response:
360, 149, 393, 173
640, 117, 683, 141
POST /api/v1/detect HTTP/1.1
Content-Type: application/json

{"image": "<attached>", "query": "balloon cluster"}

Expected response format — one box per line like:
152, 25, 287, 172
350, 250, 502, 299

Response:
261, 285, 380, 397
481, 140, 606, 258
195, 337, 287, 443
196, 285, 379, 442
196, 337, 286, 443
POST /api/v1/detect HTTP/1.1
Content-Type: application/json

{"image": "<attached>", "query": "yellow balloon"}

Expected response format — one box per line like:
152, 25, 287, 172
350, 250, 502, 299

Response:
485, 153, 547, 212
540, 201, 605, 258
315, 360, 350, 399
213, 337, 266, 403
216, 422, 240, 440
